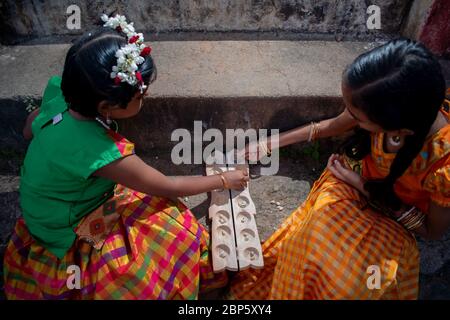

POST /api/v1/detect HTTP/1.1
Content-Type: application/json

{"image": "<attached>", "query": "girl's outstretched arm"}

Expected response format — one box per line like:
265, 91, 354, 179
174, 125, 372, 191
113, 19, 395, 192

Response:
93, 154, 249, 198
270, 108, 357, 149
244, 109, 357, 160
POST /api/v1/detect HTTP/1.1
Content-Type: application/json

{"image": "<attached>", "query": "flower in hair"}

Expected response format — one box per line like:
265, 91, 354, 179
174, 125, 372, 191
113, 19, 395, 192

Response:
101, 14, 151, 92
140, 47, 152, 57
101, 14, 135, 37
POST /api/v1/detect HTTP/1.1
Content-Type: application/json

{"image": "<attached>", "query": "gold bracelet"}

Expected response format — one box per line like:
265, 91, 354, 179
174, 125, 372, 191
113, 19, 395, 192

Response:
313, 122, 321, 141
219, 173, 229, 189
308, 122, 315, 142
307, 122, 321, 142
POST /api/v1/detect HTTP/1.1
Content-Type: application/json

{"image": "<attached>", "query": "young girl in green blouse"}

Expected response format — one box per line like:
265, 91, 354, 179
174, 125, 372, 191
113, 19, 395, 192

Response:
3, 15, 248, 300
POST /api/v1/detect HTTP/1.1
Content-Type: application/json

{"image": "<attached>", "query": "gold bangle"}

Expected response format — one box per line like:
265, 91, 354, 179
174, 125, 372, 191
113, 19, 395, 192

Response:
308, 122, 321, 142
219, 173, 229, 189
313, 122, 321, 141
308, 122, 315, 142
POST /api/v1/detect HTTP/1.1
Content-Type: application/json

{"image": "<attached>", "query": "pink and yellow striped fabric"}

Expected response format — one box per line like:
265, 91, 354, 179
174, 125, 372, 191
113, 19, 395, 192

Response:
3, 185, 227, 299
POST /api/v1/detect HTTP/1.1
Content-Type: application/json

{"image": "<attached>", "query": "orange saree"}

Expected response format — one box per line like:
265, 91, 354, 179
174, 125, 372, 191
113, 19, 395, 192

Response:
229, 110, 449, 300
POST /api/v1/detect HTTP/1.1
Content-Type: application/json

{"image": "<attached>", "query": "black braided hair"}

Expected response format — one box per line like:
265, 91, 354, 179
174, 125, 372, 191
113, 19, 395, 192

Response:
61, 27, 157, 118
343, 39, 446, 210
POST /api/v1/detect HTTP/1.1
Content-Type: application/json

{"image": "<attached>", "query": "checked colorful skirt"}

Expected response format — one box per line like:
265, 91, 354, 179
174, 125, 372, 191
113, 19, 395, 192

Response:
3, 185, 227, 299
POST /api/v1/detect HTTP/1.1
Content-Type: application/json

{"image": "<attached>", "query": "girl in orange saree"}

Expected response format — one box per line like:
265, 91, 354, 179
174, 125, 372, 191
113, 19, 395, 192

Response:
230, 39, 450, 299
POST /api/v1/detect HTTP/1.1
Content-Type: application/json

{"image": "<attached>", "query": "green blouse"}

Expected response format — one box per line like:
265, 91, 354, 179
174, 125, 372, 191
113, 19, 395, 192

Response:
20, 76, 135, 259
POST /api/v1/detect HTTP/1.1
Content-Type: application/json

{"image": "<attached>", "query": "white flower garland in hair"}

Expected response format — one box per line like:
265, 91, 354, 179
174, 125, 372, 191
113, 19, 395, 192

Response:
101, 14, 152, 92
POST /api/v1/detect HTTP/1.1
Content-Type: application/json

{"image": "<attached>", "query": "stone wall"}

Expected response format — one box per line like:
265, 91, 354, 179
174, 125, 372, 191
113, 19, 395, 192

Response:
0, 0, 412, 44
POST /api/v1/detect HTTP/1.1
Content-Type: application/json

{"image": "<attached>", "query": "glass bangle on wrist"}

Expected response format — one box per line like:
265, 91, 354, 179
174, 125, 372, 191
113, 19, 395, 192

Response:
396, 206, 426, 231
219, 173, 229, 189
367, 200, 425, 231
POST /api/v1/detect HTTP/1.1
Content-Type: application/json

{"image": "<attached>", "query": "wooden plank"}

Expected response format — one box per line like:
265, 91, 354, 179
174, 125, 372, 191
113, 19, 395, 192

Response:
206, 151, 263, 272
206, 152, 238, 272
229, 163, 264, 270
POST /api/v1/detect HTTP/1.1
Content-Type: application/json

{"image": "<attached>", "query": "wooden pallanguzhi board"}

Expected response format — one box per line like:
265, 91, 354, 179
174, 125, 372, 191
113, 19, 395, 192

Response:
206, 151, 264, 273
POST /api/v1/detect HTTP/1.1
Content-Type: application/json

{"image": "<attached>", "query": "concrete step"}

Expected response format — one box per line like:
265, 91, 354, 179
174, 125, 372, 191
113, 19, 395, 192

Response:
0, 40, 380, 155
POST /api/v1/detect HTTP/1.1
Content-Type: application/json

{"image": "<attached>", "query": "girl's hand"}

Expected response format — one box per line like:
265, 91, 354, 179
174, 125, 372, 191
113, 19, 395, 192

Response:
222, 169, 250, 190
94, 155, 251, 198
237, 141, 268, 162
327, 154, 368, 196
245, 141, 261, 162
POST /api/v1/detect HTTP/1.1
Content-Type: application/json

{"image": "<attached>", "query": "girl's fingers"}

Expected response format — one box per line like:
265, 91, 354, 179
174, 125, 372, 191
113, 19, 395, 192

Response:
339, 155, 351, 170
327, 154, 342, 170
327, 154, 338, 168
334, 160, 353, 180
333, 159, 346, 172
331, 159, 352, 181
327, 156, 333, 169
333, 157, 348, 172
331, 154, 340, 163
